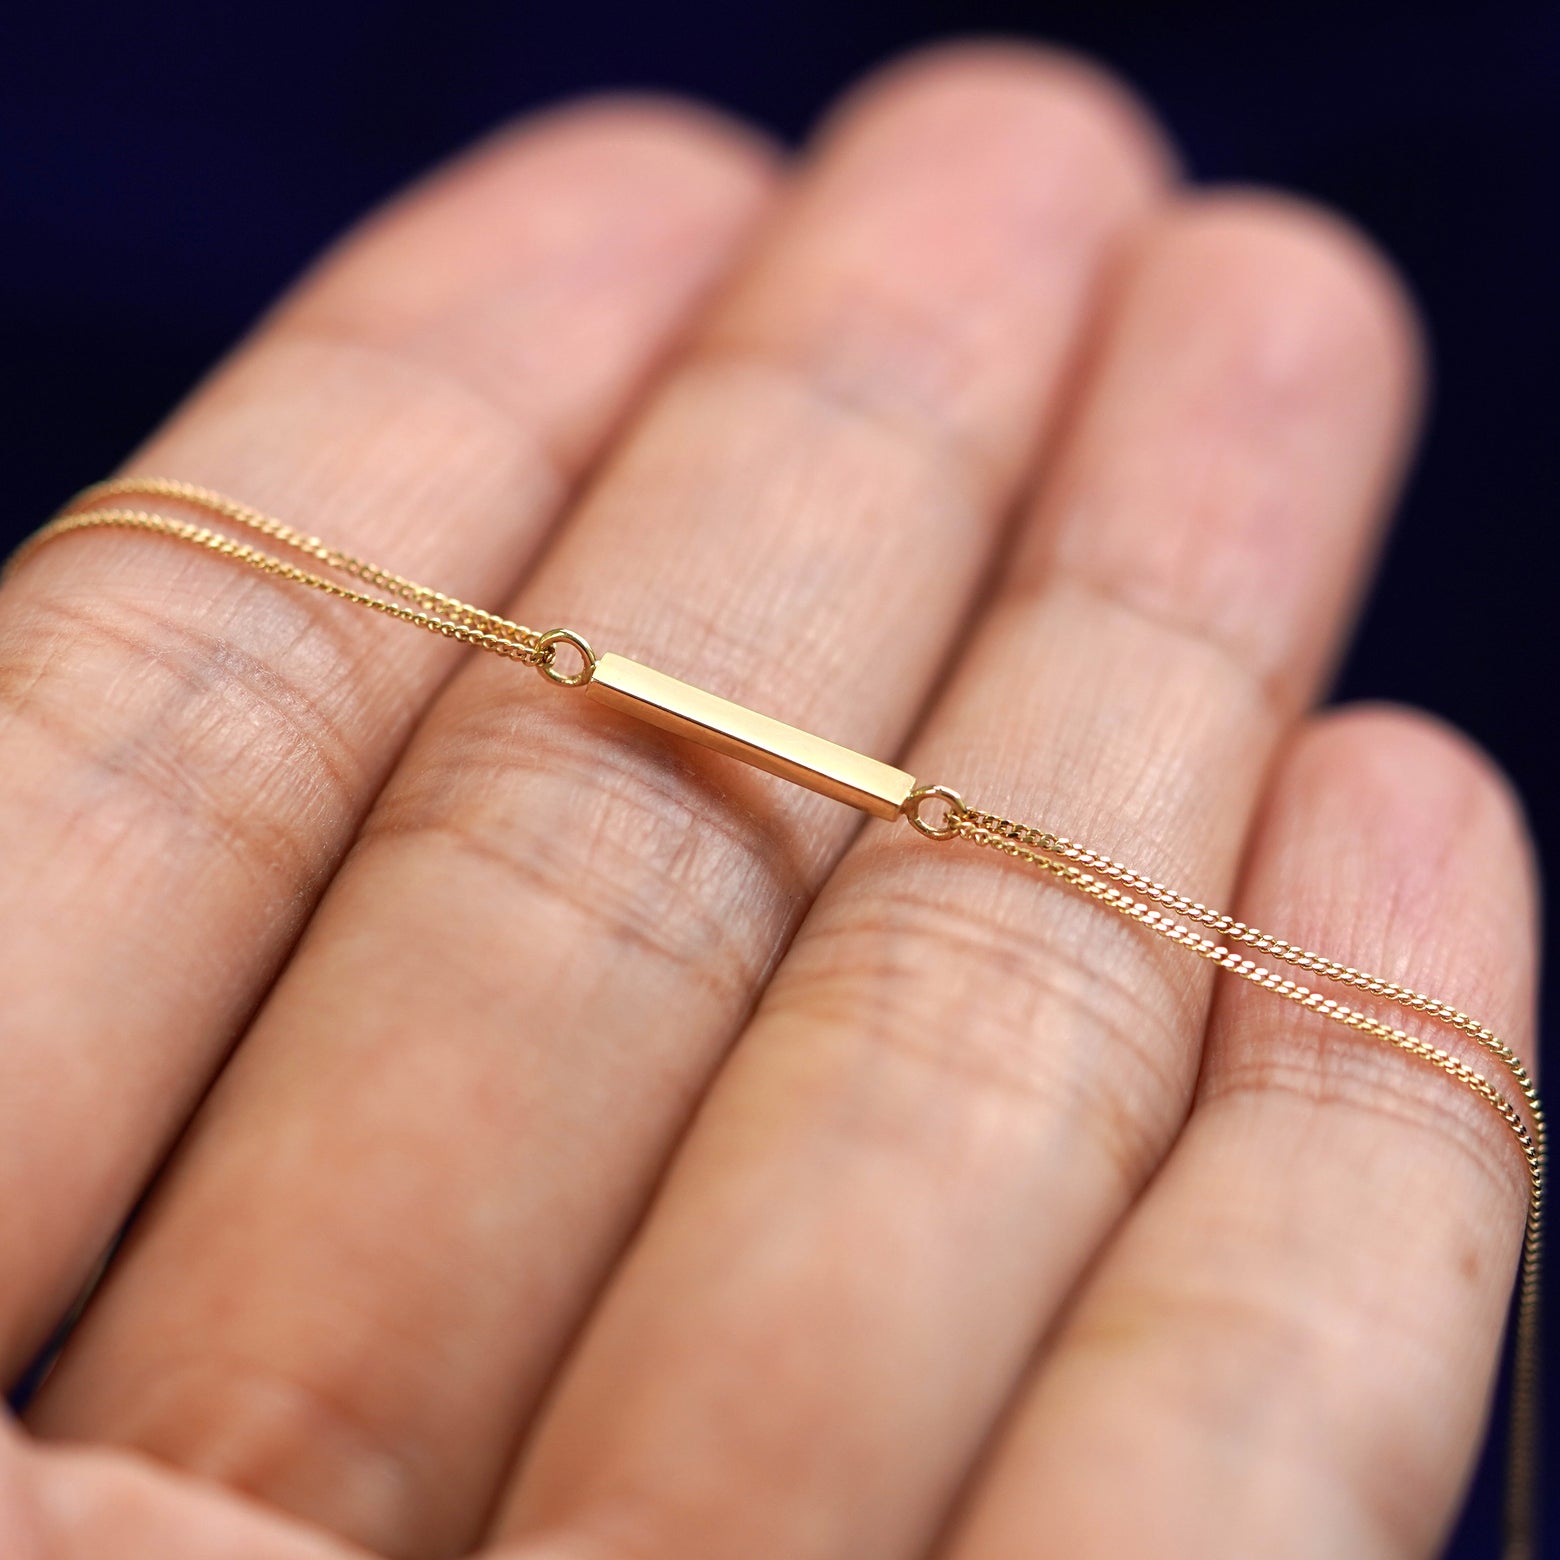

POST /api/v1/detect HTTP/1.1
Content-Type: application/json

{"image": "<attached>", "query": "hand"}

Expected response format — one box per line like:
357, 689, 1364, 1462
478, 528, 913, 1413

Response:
0, 43, 1536, 1560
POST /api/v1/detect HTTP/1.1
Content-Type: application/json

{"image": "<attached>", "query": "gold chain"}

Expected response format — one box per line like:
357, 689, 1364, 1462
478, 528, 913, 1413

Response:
6, 479, 1545, 1559
934, 799, 1544, 1560
8, 477, 548, 663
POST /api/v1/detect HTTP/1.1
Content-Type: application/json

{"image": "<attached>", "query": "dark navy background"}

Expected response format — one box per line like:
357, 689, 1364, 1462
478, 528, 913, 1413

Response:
3, 3, 1556, 1555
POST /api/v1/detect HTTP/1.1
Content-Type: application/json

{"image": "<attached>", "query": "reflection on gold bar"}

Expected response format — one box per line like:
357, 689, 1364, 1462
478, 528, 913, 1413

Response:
586, 653, 916, 820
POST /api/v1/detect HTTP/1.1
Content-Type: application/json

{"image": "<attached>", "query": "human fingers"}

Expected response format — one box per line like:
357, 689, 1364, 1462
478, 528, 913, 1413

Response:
486, 197, 1424, 1560
0, 103, 774, 1376
1, 1412, 363, 1559
29, 46, 1171, 1559
941, 708, 1537, 1560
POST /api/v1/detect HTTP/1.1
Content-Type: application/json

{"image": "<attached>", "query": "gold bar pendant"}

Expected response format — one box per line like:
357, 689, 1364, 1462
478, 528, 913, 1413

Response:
586, 652, 916, 819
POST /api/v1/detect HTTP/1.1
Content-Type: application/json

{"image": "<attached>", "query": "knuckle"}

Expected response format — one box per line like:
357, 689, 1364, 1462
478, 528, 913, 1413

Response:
1060, 1284, 1432, 1558
782, 853, 1204, 1188
678, 328, 996, 517
1312, 702, 1533, 864
80, 1349, 431, 1547
1204, 1020, 1532, 1207
236, 324, 568, 500
0, 581, 368, 879
359, 691, 812, 1000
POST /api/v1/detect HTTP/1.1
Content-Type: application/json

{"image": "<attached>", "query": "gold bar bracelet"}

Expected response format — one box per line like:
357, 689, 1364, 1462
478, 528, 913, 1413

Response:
12, 484, 1543, 1560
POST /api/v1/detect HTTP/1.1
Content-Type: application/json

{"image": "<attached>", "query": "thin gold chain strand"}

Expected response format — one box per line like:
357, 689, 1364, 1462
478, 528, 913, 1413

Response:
74, 477, 538, 645
5, 479, 545, 660
5, 482, 1544, 1558
945, 802, 1544, 1560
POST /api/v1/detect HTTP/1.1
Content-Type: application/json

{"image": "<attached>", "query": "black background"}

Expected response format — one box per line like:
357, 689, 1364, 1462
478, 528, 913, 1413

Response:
4, 3, 1557, 1555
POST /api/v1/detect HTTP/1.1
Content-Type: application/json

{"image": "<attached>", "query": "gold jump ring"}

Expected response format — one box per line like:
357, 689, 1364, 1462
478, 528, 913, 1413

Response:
535, 627, 597, 687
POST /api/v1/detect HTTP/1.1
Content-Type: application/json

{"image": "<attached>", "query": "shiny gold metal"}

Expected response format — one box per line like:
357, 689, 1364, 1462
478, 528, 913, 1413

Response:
587, 651, 917, 819
902, 783, 967, 840
4, 477, 546, 662
535, 627, 598, 687
8, 478, 1546, 1560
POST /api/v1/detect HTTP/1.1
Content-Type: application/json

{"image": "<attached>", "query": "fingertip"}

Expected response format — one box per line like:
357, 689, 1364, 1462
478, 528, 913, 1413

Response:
1127, 190, 1427, 435
263, 89, 785, 476
1265, 702, 1540, 1070
1301, 701, 1537, 902
814, 39, 1178, 203
296, 91, 783, 335
482, 91, 784, 205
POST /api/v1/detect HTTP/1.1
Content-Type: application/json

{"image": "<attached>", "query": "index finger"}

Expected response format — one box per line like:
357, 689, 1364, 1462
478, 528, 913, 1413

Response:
0, 101, 775, 1374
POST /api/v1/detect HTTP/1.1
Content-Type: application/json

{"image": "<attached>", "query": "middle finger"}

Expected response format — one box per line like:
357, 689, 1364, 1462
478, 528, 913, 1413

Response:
33, 47, 1170, 1560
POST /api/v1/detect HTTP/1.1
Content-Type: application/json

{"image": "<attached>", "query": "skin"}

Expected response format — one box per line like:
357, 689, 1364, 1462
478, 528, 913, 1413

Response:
0, 41, 1538, 1560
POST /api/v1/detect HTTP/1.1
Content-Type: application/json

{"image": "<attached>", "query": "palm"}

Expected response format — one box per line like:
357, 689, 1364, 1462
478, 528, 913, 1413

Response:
1, 45, 1534, 1560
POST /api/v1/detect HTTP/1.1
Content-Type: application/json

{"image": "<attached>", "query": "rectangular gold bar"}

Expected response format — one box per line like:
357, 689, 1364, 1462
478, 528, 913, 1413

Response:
586, 652, 916, 819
